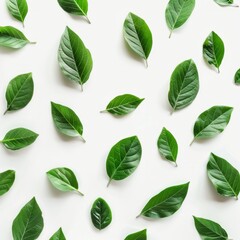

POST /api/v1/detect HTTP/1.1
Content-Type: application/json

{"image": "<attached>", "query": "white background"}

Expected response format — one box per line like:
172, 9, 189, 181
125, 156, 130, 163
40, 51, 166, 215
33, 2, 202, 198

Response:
0, 0, 240, 239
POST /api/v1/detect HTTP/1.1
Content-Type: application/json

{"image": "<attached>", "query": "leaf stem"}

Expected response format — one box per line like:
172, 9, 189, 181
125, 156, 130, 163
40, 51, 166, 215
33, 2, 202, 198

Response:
100, 110, 108, 113
3, 109, 8, 115
30, 41, 37, 45
229, 3, 239, 7
107, 178, 112, 187
169, 30, 173, 38
76, 190, 84, 196
85, 15, 91, 24
136, 214, 141, 218
190, 138, 195, 146
79, 135, 86, 143
217, 68, 220, 73
175, 162, 178, 167
145, 59, 148, 68
170, 109, 174, 115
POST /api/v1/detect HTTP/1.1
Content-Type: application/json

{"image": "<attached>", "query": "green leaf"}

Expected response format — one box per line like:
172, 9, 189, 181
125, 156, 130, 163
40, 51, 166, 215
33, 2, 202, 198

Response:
47, 167, 83, 195
0, 170, 15, 196
123, 12, 152, 67
6, 0, 28, 26
168, 59, 199, 112
101, 94, 144, 116
157, 127, 178, 165
51, 102, 85, 141
5, 73, 34, 114
91, 198, 112, 230
203, 31, 225, 73
165, 0, 196, 38
207, 153, 240, 199
193, 216, 228, 240
138, 182, 189, 219
0, 26, 33, 48
12, 197, 44, 240
1, 128, 39, 150
214, 0, 238, 7
191, 106, 233, 145
124, 229, 147, 240
106, 136, 142, 187
57, 0, 90, 23
49, 228, 66, 240
234, 68, 240, 85
58, 26, 93, 90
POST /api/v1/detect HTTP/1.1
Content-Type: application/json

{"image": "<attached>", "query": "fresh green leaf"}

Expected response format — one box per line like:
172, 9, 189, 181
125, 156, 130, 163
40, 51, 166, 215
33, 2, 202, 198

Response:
165, 0, 196, 38
123, 12, 152, 67
101, 94, 144, 116
207, 153, 240, 199
0, 26, 33, 48
6, 0, 28, 26
157, 127, 178, 165
203, 31, 225, 73
214, 0, 238, 7
91, 198, 112, 230
234, 68, 240, 85
51, 102, 85, 141
106, 136, 142, 186
49, 228, 66, 240
12, 197, 44, 240
193, 216, 228, 240
168, 59, 199, 112
0, 170, 15, 196
138, 182, 189, 218
191, 106, 233, 145
124, 229, 147, 240
1, 128, 39, 150
5, 73, 34, 114
47, 167, 83, 195
58, 26, 93, 90
57, 0, 90, 23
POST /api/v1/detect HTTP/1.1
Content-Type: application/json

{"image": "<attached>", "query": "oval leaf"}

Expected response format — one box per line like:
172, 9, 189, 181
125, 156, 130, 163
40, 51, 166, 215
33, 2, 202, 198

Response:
50, 228, 66, 240
5, 73, 34, 114
1, 128, 38, 150
0, 170, 15, 196
12, 197, 44, 240
101, 94, 144, 116
207, 153, 240, 199
165, 0, 196, 38
124, 229, 147, 240
234, 68, 240, 85
157, 127, 178, 165
106, 136, 142, 186
193, 216, 228, 240
138, 182, 189, 219
58, 26, 93, 90
91, 198, 112, 230
214, 0, 238, 7
123, 12, 152, 67
47, 167, 83, 195
203, 31, 225, 73
168, 59, 199, 112
191, 106, 233, 144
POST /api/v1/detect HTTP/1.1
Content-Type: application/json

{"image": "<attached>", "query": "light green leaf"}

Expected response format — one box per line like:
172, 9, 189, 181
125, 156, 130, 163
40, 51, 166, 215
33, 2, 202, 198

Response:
124, 229, 147, 240
214, 0, 238, 7
0, 170, 15, 196
49, 228, 66, 240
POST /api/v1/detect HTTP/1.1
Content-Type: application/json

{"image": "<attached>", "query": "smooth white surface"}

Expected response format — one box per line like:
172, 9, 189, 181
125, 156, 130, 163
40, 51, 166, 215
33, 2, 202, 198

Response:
0, 0, 240, 239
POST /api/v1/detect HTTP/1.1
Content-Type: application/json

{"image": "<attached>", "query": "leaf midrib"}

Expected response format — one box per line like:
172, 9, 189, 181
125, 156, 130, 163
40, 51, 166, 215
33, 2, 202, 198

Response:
106, 99, 143, 112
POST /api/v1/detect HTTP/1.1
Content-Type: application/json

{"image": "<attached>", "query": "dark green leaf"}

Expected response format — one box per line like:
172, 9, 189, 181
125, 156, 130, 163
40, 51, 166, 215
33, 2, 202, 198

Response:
58, 26, 93, 90
49, 228, 66, 240
5, 73, 34, 114
123, 12, 152, 67
91, 198, 112, 230
1, 128, 38, 150
214, 0, 238, 7
207, 153, 240, 199
12, 197, 44, 240
106, 136, 142, 186
124, 229, 147, 240
138, 182, 189, 219
234, 68, 240, 85
0, 170, 15, 196
168, 59, 199, 112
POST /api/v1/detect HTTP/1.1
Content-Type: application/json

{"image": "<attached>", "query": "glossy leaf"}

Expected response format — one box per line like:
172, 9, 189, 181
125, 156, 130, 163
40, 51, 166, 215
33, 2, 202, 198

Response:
191, 106, 233, 144
12, 197, 44, 240
51, 102, 85, 141
203, 31, 225, 72
91, 198, 112, 230
6, 0, 28, 26
101, 94, 144, 116
157, 127, 178, 165
165, 0, 195, 38
1, 128, 39, 150
234, 68, 240, 85
47, 167, 83, 195
0, 170, 15, 196
123, 12, 152, 67
168, 59, 199, 112
214, 0, 238, 6
138, 182, 189, 218
49, 228, 66, 240
193, 216, 228, 240
207, 153, 240, 199
124, 229, 147, 240
58, 26, 93, 90
5, 73, 34, 114
106, 136, 142, 186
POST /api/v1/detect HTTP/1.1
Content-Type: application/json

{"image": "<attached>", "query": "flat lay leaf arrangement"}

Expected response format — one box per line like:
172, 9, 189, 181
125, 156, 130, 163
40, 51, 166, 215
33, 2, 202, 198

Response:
0, 0, 240, 239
